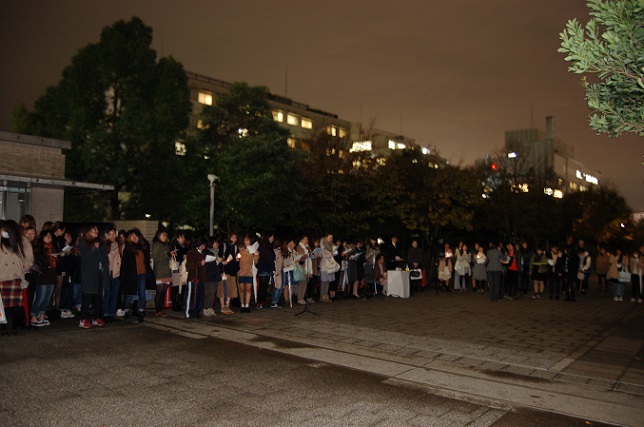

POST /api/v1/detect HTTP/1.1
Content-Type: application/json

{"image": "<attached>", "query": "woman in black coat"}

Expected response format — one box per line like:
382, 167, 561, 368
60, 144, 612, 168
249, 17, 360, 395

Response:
78, 224, 109, 328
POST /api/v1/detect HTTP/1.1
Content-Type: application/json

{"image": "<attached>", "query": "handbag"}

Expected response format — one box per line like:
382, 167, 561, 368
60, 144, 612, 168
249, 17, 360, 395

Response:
326, 257, 341, 273
618, 268, 630, 283
293, 265, 305, 282
169, 254, 179, 272
577, 271, 586, 281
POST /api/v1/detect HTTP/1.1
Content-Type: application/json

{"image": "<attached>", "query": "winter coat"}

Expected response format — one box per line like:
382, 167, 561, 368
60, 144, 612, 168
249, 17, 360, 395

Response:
79, 238, 109, 294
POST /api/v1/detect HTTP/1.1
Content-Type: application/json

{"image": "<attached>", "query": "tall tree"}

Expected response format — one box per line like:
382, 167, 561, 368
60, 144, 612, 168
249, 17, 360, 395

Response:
197, 83, 303, 233
13, 17, 192, 220
559, 0, 644, 136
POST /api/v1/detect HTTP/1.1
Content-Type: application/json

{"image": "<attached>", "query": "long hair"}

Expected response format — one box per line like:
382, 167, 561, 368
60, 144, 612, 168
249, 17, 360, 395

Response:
34, 230, 54, 265
0, 220, 25, 257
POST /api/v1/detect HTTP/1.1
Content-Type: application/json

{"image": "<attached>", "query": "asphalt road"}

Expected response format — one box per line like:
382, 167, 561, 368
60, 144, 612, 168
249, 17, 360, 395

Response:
0, 320, 608, 427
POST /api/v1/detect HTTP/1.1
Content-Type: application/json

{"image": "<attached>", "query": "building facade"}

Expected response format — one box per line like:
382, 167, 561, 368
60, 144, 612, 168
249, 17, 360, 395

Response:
185, 70, 424, 157
503, 117, 601, 197
0, 131, 112, 226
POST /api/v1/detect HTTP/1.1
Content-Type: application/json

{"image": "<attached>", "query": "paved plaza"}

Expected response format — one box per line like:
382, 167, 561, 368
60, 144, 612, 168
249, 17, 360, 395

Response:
1, 282, 642, 426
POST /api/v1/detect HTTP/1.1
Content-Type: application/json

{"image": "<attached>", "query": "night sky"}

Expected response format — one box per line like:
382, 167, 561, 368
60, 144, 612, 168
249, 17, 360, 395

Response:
1, 0, 641, 209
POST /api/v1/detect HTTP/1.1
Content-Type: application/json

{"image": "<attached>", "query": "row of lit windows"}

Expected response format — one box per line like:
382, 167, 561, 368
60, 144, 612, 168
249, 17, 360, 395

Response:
273, 110, 347, 137
198, 91, 348, 137
273, 110, 313, 129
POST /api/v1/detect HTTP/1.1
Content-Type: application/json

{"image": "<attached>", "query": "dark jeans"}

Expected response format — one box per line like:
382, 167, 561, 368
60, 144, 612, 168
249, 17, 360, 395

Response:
506, 270, 518, 297
632, 275, 642, 300
103, 275, 120, 317
81, 279, 103, 321
258, 274, 271, 305
548, 273, 562, 297
519, 269, 530, 294
564, 276, 576, 301
488, 271, 502, 301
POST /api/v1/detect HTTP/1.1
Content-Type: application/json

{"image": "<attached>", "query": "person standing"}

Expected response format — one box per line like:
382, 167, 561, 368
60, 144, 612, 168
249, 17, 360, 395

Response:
103, 226, 121, 322
238, 235, 259, 313
454, 244, 471, 293
486, 242, 505, 302
563, 246, 579, 302
0, 220, 26, 335
385, 236, 403, 270
30, 230, 57, 327
169, 232, 188, 312
407, 239, 423, 293
608, 249, 628, 302
547, 245, 562, 300
220, 233, 240, 312
185, 238, 207, 318
595, 245, 611, 293
629, 246, 643, 303
78, 225, 108, 328
530, 247, 548, 299
256, 234, 276, 310
472, 245, 487, 294
120, 230, 148, 323
578, 248, 592, 295
319, 233, 336, 303
203, 237, 222, 317
296, 236, 313, 304
151, 229, 172, 318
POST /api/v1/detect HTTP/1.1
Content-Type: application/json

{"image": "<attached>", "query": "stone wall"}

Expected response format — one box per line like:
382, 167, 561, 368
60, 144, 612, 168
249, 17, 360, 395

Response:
0, 140, 66, 179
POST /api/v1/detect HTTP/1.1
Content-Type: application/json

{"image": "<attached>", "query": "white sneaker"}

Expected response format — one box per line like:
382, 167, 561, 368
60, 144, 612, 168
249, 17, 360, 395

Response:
297, 300, 307, 305
619, 297, 623, 302
115, 309, 126, 317
613, 296, 619, 301
60, 310, 75, 319
631, 297, 636, 303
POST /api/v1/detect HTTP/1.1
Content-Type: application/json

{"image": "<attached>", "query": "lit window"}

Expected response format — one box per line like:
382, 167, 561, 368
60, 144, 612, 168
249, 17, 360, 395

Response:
287, 138, 297, 148
388, 140, 406, 150
301, 118, 313, 129
327, 125, 337, 136
569, 182, 578, 190
272, 111, 284, 122
197, 119, 209, 130
422, 147, 430, 155
338, 128, 347, 138
553, 190, 564, 199
287, 114, 299, 126
198, 92, 213, 106
544, 188, 554, 196
175, 141, 187, 156
238, 128, 249, 138
349, 141, 372, 153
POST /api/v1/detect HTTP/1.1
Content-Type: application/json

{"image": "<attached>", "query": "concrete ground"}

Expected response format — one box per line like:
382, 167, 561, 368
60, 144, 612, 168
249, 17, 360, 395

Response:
1, 279, 642, 426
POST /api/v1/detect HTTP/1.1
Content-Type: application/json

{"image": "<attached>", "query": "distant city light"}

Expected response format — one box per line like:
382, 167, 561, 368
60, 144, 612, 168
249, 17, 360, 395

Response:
507, 152, 518, 158
620, 223, 626, 228
422, 147, 431, 155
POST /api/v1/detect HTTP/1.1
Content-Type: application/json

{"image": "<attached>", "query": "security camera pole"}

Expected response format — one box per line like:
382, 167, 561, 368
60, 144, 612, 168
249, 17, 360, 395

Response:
207, 174, 219, 237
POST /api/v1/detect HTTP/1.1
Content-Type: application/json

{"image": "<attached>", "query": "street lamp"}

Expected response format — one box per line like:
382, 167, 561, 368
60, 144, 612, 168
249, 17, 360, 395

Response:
207, 174, 219, 237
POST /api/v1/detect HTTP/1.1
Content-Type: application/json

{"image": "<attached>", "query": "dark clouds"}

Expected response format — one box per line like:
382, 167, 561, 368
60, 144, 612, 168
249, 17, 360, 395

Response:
0, 0, 641, 208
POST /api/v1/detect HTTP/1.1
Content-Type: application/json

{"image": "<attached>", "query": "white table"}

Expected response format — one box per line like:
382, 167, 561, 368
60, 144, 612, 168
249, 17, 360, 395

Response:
386, 270, 410, 298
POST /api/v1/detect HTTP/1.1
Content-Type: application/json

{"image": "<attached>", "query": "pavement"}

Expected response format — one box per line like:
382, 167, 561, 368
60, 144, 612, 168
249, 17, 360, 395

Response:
1, 280, 642, 426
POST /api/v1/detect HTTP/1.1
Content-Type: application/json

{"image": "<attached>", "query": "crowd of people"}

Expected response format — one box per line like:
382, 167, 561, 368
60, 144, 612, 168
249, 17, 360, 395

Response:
434, 239, 643, 303
1, 216, 643, 335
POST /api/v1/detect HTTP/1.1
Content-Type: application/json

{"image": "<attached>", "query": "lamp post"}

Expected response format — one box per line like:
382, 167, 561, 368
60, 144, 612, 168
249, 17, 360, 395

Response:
207, 174, 219, 237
